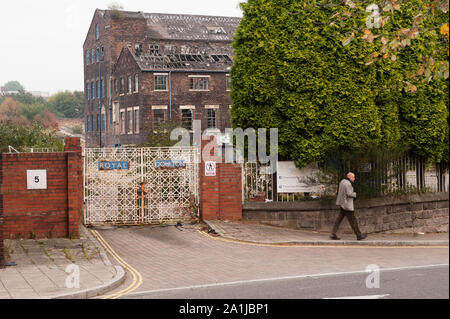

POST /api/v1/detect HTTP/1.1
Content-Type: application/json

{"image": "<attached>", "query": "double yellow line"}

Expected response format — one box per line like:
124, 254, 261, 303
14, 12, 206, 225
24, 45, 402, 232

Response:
90, 229, 143, 299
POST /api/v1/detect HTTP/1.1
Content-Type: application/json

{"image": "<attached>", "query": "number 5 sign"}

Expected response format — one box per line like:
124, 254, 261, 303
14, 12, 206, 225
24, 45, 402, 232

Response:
27, 170, 47, 190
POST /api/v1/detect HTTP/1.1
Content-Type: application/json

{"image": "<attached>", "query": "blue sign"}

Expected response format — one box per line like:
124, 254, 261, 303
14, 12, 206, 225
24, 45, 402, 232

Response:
98, 161, 129, 171
155, 160, 186, 169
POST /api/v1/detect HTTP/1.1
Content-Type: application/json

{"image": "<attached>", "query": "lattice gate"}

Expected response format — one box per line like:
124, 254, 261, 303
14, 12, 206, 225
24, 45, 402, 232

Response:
84, 147, 199, 225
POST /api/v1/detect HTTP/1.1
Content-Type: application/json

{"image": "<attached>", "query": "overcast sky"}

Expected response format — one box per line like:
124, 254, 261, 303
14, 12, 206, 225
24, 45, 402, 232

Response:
0, 0, 243, 95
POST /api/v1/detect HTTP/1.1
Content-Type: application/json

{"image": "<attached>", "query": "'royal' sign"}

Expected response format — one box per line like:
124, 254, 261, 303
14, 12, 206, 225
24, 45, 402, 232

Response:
98, 161, 129, 171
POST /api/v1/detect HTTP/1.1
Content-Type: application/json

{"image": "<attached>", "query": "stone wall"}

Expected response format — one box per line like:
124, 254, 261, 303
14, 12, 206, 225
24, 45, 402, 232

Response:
243, 193, 449, 234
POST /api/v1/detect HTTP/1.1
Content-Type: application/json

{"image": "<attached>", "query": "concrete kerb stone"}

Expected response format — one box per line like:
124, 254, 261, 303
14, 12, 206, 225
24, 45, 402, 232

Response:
48, 265, 125, 299
80, 225, 112, 267
45, 225, 125, 299
203, 221, 449, 247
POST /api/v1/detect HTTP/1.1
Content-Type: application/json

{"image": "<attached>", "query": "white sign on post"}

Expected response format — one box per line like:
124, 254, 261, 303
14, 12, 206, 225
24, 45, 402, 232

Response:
27, 170, 47, 190
277, 162, 323, 193
205, 162, 216, 177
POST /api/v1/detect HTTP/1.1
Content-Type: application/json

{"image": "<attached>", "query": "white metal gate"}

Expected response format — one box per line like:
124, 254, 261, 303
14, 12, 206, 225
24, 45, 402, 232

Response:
84, 147, 199, 225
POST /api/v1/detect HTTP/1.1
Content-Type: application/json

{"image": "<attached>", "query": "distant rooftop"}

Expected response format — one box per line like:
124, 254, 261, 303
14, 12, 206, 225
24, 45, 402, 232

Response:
101, 9, 241, 42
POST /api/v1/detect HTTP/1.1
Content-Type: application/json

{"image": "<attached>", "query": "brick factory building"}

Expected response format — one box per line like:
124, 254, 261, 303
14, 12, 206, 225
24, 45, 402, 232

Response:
83, 9, 240, 147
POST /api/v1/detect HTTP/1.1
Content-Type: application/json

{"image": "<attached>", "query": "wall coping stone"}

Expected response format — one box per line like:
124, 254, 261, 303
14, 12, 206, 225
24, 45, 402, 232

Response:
243, 192, 449, 212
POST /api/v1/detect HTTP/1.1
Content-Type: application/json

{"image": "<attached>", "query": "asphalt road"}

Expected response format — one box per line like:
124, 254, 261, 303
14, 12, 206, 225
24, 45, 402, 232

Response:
124, 265, 449, 299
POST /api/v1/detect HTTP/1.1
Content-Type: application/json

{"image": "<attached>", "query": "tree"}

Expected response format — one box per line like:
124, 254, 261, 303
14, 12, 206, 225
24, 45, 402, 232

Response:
292, 0, 449, 85
0, 123, 63, 153
0, 97, 29, 125
47, 91, 84, 118
33, 109, 59, 130
140, 120, 181, 148
3, 81, 25, 92
108, 2, 125, 19
231, 0, 449, 169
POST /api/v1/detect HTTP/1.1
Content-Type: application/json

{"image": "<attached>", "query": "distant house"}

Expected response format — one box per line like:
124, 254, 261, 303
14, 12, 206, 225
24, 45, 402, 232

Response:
83, 9, 240, 148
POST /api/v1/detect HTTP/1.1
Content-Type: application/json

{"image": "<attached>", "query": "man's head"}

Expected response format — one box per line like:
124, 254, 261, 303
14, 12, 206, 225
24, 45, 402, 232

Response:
347, 172, 355, 183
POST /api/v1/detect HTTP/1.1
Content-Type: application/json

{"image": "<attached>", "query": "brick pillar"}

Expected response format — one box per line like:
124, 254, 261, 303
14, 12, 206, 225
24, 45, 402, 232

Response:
0, 153, 4, 267
65, 138, 82, 238
200, 137, 221, 220
200, 137, 242, 221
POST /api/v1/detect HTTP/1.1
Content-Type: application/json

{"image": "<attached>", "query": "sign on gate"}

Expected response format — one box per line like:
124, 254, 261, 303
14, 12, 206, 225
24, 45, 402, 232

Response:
98, 161, 129, 171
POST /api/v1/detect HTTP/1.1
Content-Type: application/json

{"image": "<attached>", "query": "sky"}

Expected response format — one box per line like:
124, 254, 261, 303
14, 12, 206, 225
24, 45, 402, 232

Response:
0, 0, 243, 95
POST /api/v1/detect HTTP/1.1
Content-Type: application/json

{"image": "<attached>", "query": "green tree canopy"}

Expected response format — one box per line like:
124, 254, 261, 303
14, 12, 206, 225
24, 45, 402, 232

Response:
47, 91, 85, 118
231, 0, 449, 168
2, 81, 25, 92
0, 123, 63, 152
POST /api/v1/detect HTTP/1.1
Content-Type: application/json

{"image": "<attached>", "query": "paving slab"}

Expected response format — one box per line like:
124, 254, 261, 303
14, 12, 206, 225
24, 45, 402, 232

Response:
204, 220, 449, 246
0, 226, 124, 299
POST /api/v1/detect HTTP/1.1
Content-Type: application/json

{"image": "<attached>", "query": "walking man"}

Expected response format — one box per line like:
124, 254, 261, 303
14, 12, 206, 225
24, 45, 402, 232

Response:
330, 172, 367, 241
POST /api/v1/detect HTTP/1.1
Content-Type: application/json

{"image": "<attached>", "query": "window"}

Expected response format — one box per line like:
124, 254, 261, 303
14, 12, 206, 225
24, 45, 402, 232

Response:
86, 51, 90, 65
97, 81, 101, 99
96, 48, 99, 63
149, 44, 159, 55
182, 109, 193, 130
100, 47, 104, 61
120, 110, 125, 134
207, 109, 217, 129
190, 77, 209, 90
92, 82, 95, 99
154, 75, 168, 91
226, 75, 231, 91
95, 24, 99, 40
109, 107, 113, 124
91, 49, 94, 64
112, 102, 119, 123
91, 115, 94, 132
102, 113, 106, 131
96, 114, 100, 132
86, 116, 90, 132
128, 76, 132, 94
134, 107, 140, 134
134, 74, 139, 92
114, 79, 118, 93
86, 82, 90, 100
153, 109, 165, 127
101, 78, 105, 98
120, 77, 124, 94
127, 109, 133, 134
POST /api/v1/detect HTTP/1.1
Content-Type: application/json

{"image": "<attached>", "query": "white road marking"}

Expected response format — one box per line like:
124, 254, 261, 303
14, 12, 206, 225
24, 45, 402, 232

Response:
324, 294, 390, 299
124, 264, 449, 298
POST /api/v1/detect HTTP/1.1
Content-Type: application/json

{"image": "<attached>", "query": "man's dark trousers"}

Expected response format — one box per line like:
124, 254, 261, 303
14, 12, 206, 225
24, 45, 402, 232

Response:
332, 208, 362, 237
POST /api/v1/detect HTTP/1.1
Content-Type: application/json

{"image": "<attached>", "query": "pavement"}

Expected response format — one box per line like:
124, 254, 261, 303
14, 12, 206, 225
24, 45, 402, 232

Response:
94, 224, 449, 299
0, 226, 123, 299
204, 220, 450, 246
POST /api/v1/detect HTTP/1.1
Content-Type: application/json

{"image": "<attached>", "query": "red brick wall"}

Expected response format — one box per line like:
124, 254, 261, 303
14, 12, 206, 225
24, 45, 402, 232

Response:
200, 138, 242, 221
0, 138, 82, 240
0, 153, 4, 267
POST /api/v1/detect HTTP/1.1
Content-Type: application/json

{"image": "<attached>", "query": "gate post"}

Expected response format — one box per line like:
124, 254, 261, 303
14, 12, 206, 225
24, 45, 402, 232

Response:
65, 138, 83, 238
200, 137, 242, 221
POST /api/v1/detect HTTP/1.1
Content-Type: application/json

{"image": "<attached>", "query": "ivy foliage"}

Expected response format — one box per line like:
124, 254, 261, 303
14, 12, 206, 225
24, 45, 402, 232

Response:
231, 0, 449, 167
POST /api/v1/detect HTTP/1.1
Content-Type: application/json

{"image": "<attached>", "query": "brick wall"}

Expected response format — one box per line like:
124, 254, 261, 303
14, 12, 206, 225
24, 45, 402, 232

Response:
243, 193, 449, 234
0, 152, 4, 267
0, 138, 83, 241
200, 138, 242, 221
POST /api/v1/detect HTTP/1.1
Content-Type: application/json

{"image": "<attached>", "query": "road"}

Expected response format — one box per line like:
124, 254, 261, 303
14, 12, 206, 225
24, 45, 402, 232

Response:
124, 265, 449, 299
93, 225, 449, 300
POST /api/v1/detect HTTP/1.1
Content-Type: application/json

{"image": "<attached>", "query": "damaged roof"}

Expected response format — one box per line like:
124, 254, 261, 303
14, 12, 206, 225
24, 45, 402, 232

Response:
123, 44, 234, 72
101, 10, 241, 42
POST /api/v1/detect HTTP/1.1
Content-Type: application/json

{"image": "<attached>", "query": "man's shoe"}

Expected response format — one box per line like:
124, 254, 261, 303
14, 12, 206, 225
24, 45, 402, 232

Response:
357, 234, 368, 241
330, 234, 341, 240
